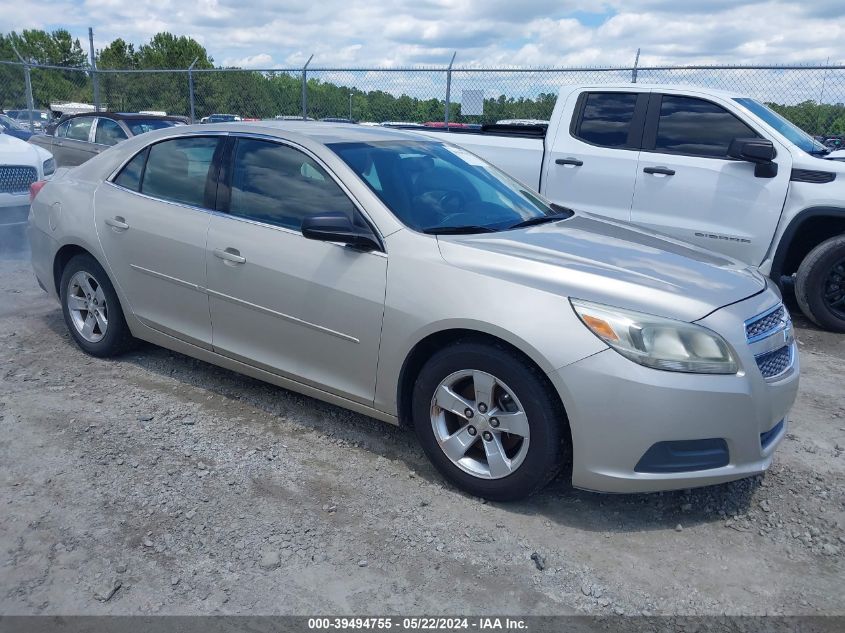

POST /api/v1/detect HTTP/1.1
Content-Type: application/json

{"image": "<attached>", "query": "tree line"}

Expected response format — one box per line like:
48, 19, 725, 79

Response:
2, 28, 844, 133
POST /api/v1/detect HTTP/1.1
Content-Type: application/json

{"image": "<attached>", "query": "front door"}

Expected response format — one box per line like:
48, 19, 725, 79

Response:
206, 137, 387, 404
630, 94, 791, 265
94, 135, 224, 347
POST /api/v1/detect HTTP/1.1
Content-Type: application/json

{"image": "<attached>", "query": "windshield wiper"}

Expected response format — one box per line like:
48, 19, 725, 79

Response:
507, 209, 573, 230
422, 225, 498, 235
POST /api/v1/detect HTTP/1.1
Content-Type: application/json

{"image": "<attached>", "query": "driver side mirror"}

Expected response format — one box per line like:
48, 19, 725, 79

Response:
301, 212, 381, 251
728, 138, 778, 178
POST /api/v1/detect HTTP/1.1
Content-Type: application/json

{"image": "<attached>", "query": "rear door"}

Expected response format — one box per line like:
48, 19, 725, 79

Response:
542, 89, 647, 222
629, 93, 791, 265
55, 116, 99, 166
94, 135, 224, 347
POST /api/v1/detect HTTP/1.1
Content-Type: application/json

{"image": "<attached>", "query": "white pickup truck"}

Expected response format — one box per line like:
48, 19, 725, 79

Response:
417, 84, 845, 332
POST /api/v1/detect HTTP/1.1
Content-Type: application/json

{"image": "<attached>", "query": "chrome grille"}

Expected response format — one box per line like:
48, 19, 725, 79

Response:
745, 305, 785, 341
0, 165, 37, 194
756, 346, 792, 379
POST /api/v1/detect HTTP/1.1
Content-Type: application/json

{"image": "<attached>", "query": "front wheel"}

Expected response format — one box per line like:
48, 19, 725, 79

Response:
795, 235, 845, 332
411, 341, 567, 501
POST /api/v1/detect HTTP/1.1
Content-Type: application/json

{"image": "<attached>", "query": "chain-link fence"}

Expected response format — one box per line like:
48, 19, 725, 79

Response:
3, 59, 845, 135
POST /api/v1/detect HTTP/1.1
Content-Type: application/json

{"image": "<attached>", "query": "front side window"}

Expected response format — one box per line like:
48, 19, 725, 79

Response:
95, 118, 128, 146
228, 138, 357, 230
654, 96, 758, 158
575, 92, 640, 148
329, 140, 565, 233
56, 121, 70, 137
66, 117, 94, 142
141, 137, 221, 207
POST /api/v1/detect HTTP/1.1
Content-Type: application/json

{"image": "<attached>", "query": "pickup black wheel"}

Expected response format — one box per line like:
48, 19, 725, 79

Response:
60, 254, 136, 356
795, 235, 845, 332
411, 340, 567, 501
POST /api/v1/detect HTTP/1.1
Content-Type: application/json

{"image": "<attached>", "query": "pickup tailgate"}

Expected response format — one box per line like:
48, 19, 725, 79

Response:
413, 129, 544, 190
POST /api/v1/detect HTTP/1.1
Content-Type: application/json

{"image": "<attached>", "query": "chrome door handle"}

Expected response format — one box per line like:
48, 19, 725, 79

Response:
214, 248, 246, 264
643, 166, 675, 176
105, 216, 129, 230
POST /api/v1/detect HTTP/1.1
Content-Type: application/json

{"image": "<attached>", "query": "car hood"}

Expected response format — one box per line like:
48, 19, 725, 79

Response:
0, 133, 44, 166
436, 213, 767, 322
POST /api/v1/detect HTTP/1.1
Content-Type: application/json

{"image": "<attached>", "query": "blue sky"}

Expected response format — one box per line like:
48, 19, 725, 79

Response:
3, 0, 844, 68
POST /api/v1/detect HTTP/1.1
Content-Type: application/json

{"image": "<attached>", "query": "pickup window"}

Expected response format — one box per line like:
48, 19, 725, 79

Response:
649, 95, 758, 159
572, 92, 641, 149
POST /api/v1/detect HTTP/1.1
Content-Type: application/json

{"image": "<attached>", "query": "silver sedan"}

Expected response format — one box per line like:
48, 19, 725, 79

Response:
28, 122, 798, 500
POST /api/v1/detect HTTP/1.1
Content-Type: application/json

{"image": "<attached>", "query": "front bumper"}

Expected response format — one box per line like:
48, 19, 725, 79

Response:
0, 196, 30, 226
550, 289, 799, 494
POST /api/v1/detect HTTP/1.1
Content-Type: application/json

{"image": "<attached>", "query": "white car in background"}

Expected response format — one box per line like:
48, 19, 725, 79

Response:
1, 133, 54, 228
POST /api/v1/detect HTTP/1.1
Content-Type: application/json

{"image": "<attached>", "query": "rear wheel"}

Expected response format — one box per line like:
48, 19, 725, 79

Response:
411, 341, 567, 501
795, 235, 845, 332
60, 254, 135, 356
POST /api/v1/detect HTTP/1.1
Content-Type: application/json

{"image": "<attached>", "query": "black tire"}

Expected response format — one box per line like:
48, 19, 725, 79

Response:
795, 235, 845, 333
59, 253, 136, 356
411, 340, 567, 501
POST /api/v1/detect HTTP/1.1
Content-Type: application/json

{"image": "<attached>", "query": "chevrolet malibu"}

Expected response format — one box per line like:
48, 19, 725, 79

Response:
28, 122, 799, 501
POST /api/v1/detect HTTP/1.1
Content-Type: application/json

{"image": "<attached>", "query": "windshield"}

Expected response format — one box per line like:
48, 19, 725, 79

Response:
124, 119, 181, 135
328, 140, 566, 233
0, 115, 24, 130
734, 98, 828, 155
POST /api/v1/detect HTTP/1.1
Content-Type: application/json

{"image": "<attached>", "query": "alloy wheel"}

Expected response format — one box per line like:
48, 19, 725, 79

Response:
66, 271, 108, 343
430, 369, 530, 479
823, 257, 845, 318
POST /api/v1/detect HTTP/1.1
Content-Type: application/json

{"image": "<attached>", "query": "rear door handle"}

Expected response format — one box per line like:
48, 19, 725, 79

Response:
214, 248, 246, 264
643, 166, 676, 176
555, 158, 584, 167
105, 216, 129, 230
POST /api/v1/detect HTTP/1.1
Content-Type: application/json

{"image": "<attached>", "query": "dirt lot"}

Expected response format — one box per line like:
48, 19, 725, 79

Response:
1, 231, 843, 616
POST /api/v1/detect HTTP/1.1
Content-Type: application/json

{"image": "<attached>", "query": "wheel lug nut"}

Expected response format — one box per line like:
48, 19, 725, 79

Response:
482, 431, 493, 441
478, 403, 487, 413
467, 426, 477, 436
490, 418, 499, 428
464, 408, 474, 419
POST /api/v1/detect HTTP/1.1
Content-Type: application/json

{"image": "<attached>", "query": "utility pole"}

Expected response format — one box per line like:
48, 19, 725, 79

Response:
349, 91, 353, 120
444, 51, 457, 127
89, 27, 100, 111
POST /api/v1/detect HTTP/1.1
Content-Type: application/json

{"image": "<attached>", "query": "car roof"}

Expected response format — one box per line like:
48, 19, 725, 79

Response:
61, 111, 184, 122
184, 120, 432, 144
563, 83, 747, 99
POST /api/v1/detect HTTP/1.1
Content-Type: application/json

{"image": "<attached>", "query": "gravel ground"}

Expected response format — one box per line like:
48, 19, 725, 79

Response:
1, 233, 843, 616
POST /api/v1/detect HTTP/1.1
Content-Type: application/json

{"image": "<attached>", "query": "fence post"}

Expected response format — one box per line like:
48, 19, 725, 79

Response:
444, 51, 457, 126
10, 43, 35, 132
301, 54, 314, 120
632, 48, 640, 84
188, 57, 199, 123
88, 27, 100, 111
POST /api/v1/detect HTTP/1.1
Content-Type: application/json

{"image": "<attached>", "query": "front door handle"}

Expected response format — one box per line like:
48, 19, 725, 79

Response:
643, 166, 676, 176
214, 248, 246, 264
555, 157, 584, 167
105, 216, 129, 230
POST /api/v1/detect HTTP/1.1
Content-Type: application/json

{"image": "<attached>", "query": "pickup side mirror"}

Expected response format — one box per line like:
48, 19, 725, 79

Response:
728, 138, 777, 178
301, 212, 381, 251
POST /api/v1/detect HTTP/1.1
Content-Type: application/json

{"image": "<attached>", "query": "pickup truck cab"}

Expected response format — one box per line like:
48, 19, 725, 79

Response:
418, 84, 845, 332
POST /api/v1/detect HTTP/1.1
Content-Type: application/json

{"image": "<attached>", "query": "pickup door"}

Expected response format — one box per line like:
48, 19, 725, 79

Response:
629, 93, 791, 266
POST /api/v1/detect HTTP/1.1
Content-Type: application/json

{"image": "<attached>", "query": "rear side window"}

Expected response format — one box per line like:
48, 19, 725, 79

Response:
141, 137, 221, 207
574, 92, 639, 148
228, 138, 357, 230
113, 148, 148, 191
654, 96, 758, 158
65, 117, 94, 142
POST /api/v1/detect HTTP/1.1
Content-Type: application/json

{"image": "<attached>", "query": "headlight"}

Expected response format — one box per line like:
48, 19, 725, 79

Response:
570, 299, 738, 374
43, 158, 55, 177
